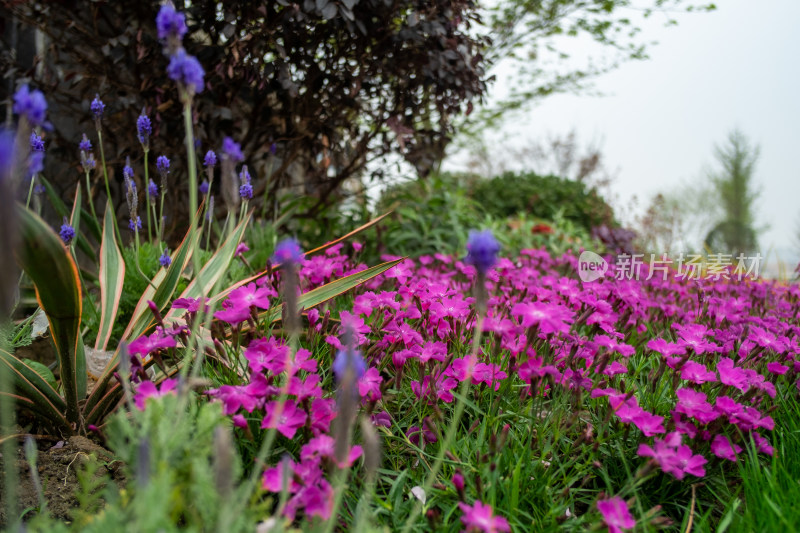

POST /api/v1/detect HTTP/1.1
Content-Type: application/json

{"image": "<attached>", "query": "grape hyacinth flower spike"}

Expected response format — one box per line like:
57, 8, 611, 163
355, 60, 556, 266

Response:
465, 229, 500, 312
13, 85, 47, 127
137, 110, 152, 150
59, 217, 75, 245
238, 165, 253, 200
272, 238, 304, 336
91, 94, 105, 130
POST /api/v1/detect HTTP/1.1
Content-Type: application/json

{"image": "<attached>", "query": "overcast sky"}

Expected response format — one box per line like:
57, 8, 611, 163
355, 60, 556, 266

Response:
447, 0, 800, 270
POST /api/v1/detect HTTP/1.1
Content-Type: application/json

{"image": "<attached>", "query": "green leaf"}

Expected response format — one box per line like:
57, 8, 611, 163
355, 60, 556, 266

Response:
0, 348, 67, 430
164, 213, 250, 323
21, 358, 58, 391
95, 201, 126, 350
121, 223, 201, 342
16, 205, 85, 429
263, 258, 403, 323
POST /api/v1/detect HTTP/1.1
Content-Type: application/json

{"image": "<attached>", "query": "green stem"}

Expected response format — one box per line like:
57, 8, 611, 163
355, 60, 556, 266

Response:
144, 150, 152, 242
158, 190, 166, 244
84, 171, 99, 225
133, 228, 156, 290
97, 130, 123, 244
24, 173, 36, 209
182, 99, 200, 276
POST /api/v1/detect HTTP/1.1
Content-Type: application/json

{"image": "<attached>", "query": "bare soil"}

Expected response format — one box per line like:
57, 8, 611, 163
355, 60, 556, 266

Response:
0, 435, 125, 526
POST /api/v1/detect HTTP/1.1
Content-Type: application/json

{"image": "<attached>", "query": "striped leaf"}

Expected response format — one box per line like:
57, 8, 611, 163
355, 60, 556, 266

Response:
164, 212, 250, 323
0, 348, 68, 430
16, 205, 85, 428
263, 258, 403, 323
95, 201, 126, 350
120, 220, 201, 342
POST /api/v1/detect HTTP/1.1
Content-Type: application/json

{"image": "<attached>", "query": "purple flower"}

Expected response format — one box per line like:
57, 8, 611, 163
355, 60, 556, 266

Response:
465, 229, 500, 274
28, 151, 44, 176
272, 238, 303, 265
79, 134, 92, 152
30, 132, 44, 152
82, 153, 96, 172
239, 165, 253, 199
156, 3, 187, 41
59, 218, 75, 245
159, 249, 172, 268
199, 179, 209, 195
156, 155, 170, 176
148, 179, 158, 199
167, 50, 205, 94
90, 94, 105, 118
137, 112, 152, 146
13, 85, 47, 126
129, 216, 142, 232
332, 349, 366, 382
204, 150, 217, 167
0, 130, 13, 180
123, 160, 134, 181
221, 137, 244, 162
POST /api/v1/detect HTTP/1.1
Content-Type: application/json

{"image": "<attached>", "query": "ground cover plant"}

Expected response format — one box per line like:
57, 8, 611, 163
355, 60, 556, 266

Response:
1, 3, 799, 533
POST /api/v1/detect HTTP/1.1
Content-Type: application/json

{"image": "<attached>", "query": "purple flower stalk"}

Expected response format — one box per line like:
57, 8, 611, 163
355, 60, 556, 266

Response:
123, 158, 135, 181
333, 349, 366, 382
13, 85, 47, 126
159, 249, 172, 268
148, 179, 158, 199
79, 134, 92, 152
156, 3, 188, 42
30, 132, 44, 152
137, 112, 152, 148
90, 94, 105, 118
59, 217, 75, 244
28, 151, 44, 176
239, 165, 253, 200
272, 238, 303, 265
221, 137, 244, 162
204, 150, 217, 167
156, 155, 170, 176
0, 130, 15, 180
465, 229, 500, 275
167, 50, 205, 95
199, 179, 209, 195
129, 216, 142, 232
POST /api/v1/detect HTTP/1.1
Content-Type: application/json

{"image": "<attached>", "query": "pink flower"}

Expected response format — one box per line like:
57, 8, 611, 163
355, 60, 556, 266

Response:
710, 434, 742, 462
127, 328, 177, 357
646, 338, 686, 357
458, 500, 511, 533
134, 378, 177, 410
674, 388, 718, 424
767, 361, 789, 375
358, 367, 383, 401
597, 496, 635, 533
446, 355, 479, 382
637, 433, 706, 480
630, 410, 665, 437
472, 363, 507, 391
717, 358, 749, 392
262, 400, 307, 439
300, 435, 363, 467
602, 361, 628, 376
680, 361, 717, 384
511, 301, 574, 335
214, 282, 272, 324
207, 384, 261, 415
